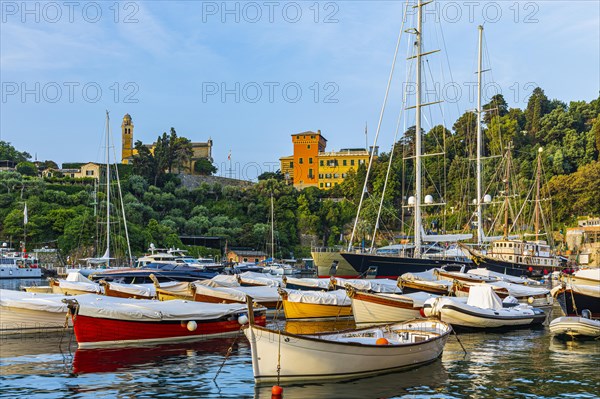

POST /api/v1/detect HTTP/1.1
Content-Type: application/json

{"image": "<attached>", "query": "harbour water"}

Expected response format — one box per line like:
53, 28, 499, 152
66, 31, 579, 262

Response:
1, 279, 599, 399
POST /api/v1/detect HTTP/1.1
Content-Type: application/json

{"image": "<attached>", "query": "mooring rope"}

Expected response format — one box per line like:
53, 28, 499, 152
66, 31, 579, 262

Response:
213, 326, 243, 382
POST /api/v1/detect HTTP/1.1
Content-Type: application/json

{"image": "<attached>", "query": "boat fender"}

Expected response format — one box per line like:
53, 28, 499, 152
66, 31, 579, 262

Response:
376, 337, 390, 345
527, 296, 534, 304
419, 307, 427, 318
238, 314, 249, 325
187, 321, 198, 331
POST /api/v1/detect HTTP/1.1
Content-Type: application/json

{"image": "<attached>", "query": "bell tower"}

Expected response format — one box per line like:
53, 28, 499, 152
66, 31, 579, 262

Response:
121, 114, 134, 164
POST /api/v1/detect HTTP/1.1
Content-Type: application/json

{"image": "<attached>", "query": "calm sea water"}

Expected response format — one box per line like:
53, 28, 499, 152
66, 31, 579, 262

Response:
1, 279, 598, 399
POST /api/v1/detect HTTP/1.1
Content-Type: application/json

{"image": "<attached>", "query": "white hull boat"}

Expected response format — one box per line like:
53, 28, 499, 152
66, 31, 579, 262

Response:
348, 289, 436, 326
50, 272, 103, 295
549, 316, 600, 340
559, 268, 600, 286
0, 255, 42, 279
244, 298, 451, 383
423, 285, 546, 329
452, 280, 553, 310
0, 289, 78, 335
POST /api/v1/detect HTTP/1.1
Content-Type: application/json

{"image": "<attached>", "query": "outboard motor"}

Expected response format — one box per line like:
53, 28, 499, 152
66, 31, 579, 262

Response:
581, 309, 592, 320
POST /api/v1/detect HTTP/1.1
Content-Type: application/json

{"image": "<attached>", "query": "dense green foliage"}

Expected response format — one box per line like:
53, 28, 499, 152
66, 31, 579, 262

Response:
132, 128, 195, 186
0, 141, 30, 163
194, 158, 218, 176
0, 90, 598, 262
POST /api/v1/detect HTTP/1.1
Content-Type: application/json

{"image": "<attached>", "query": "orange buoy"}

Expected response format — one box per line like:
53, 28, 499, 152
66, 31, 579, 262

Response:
376, 337, 389, 345
272, 385, 283, 395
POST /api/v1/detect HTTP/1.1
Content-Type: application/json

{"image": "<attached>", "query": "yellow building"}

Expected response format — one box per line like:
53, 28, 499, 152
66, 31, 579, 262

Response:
120, 114, 213, 173
317, 149, 370, 189
280, 130, 376, 190
42, 162, 101, 179
280, 155, 294, 182
76, 162, 101, 179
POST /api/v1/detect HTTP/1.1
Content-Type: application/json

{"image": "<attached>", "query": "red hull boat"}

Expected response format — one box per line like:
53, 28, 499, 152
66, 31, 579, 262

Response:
65, 295, 266, 348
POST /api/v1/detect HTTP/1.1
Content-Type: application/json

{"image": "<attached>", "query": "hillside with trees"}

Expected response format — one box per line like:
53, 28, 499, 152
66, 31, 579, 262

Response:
0, 89, 598, 263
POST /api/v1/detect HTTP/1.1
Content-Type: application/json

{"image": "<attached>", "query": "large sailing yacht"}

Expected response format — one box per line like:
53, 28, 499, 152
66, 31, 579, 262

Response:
462, 148, 562, 276
459, 27, 562, 277
69, 112, 133, 276
341, 0, 472, 279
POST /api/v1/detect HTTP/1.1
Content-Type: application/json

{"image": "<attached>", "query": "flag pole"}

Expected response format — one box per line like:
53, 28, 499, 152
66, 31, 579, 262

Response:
228, 150, 232, 178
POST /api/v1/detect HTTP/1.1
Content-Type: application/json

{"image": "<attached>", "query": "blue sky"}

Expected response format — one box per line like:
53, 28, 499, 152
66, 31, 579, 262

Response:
1, 1, 598, 180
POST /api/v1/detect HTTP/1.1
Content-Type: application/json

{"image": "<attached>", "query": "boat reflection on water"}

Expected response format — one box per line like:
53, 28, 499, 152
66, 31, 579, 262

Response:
548, 337, 600, 359
281, 318, 356, 335
253, 359, 448, 399
72, 337, 237, 374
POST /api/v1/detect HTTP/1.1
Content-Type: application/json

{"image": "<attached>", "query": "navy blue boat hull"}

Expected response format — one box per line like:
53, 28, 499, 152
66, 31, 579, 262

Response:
340, 253, 469, 279
89, 263, 218, 283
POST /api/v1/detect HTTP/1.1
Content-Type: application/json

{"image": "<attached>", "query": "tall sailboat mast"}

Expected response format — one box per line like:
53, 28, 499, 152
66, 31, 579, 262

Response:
270, 193, 275, 261
476, 25, 484, 246
104, 110, 111, 264
503, 143, 512, 239
413, 0, 424, 257
534, 147, 543, 241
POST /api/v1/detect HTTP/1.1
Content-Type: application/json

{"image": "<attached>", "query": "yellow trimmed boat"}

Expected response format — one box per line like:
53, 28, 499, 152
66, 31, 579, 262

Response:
279, 288, 352, 320
284, 318, 356, 335
22, 285, 53, 294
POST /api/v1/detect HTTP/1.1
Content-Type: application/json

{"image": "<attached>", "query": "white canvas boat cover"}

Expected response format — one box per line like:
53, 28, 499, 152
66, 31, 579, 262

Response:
66, 272, 93, 282
285, 289, 350, 306
467, 268, 541, 285
194, 284, 279, 303
0, 289, 93, 313
399, 275, 453, 291
435, 270, 497, 283
571, 283, 600, 298
467, 284, 503, 310
107, 281, 181, 297
59, 279, 102, 294
401, 292, 440, 307
158, 281, 194, 296
488, 281, 549, 298
238, 271, 282, 287
401, 269, 437, 282
284, 277, 331, 289
371, 292, 437, 307
199, 275, 240, 287
72, 295, 250, 321
573, 268, 600, 282
551, 283, 600, 299
334, 278, 400, 293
